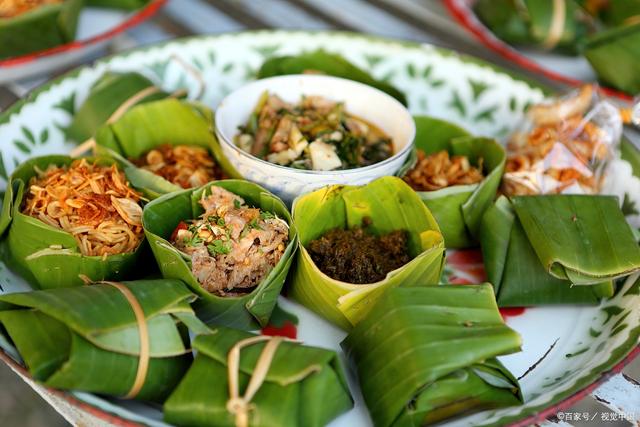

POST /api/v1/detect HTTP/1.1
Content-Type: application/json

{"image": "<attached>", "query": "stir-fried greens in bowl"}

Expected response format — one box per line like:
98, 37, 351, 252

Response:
214, 74, 415, 203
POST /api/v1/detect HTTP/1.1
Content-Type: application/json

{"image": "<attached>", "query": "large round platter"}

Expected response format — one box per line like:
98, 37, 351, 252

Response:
0, 30, 638, 427
0, 0, 166, 84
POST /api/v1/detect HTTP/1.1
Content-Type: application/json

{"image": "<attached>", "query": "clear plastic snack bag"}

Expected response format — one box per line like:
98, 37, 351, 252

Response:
502, 85, 623, 196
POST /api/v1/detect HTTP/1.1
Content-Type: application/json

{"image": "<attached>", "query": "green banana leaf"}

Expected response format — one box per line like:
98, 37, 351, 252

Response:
398, 116, 505, 248
142, 180, 297, 330
0, 155, 147, 289
0, 279, 210, 401
289, 176, 445, 330
480, 195, 640, 306
164, 327, 353, 427
257, 50, 407, 106
94, 98, 240, 199
585, 21, 640, 95
474, 0, 592, 53
0, 0, 83, 60
66, 71, 169, 143
341, 284, 523, 427
590, 0, 640, 27
85, 0, 150, 9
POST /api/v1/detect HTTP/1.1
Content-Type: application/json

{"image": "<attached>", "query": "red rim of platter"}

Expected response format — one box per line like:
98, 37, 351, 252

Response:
0, 0, 167, 67
443, 0, 633, 101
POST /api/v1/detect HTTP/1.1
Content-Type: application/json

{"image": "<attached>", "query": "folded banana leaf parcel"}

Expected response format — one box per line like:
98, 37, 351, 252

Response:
164, 327, 353, 427
66, 71, 170, 144
289, 176, 445, 330
342, 284, 523, 426
143, 180, 297, 330
399, 116, 505, 248
585, 21, 640, 95
0, 0, 83, 59
94, 97, 239, 199
0, 155, 148, 289
0, 279, 210, 401
480, 195, 640, 306
473, 0, 594, 53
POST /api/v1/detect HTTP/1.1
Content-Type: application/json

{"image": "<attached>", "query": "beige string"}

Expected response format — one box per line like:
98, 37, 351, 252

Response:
96, 280, 150, 399
542, 0, 566, 50
226, 336, 284, 427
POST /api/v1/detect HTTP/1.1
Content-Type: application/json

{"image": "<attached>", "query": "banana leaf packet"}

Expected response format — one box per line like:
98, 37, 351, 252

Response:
342, 284, 523, 427
473, 0, 595, 54
585, 21, 640, 95
66, 71, 170, 143
289, 176, 445, 330
143, 180, 297, 330
164, 327, 353, 427
0, 279, 210, 402
0, 155, 148, 289
0, 0, 83, 60
257, 49, 407, 106
480, 195, 640, 306
398, 116, 505, 248
94, 97, 240, 199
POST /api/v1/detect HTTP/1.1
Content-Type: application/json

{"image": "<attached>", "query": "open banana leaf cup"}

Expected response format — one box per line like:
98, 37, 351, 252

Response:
0, 279, 210, 402
142, 180, 297, 330
585, 21, 640, 95
94, 97, 240, 199
398, 116, 505, 248
0, 0, 83, 60
164, 327, 353, 427
66, 71, 170, 143
257, 49, 407, 106
288, 176, 445, 330
480, 195, 640, 306
473, 0, 592, 53
342, 284, 523, 427
0, 155, 147, 289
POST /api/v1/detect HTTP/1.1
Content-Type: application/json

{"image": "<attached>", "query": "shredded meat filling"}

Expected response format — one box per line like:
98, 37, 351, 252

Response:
171, 186, 289, 296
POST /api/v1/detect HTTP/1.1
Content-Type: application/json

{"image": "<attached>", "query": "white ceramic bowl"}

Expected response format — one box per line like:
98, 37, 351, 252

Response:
214, 74, 415, 203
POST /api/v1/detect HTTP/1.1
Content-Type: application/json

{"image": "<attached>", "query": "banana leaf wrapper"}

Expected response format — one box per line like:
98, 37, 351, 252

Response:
289, 176, 445, 330
66, 71, 169, 143
0, 279, 210, 401
95, 98, 240, 199
341, 284, 523, 427
257, 49, 407, 106
473, 0, 592, 53
85, 0, 149, 9
143, 180, 297, 330
398, 116, 505, 248
0, 0, 83, 60
164, 327, 353, 427
480, 195, 640, 306
585, 22, 640, 95
0, 155, 146, 289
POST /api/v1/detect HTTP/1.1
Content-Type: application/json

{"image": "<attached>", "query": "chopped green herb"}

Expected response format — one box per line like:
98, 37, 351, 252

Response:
249, 218, 263, 230
233, 199, 242, 209
217, 217, 226, 226
207, 239, 231, 256
260, 211, 275, 220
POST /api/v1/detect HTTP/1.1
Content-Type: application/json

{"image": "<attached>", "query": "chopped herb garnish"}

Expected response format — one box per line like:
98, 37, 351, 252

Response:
249, 218, 263, 230
183, 234, 202, 247
233, 199, 242, 209
260, 211, 275, 220
207, 239, 231, 256
217, 217, 226, 226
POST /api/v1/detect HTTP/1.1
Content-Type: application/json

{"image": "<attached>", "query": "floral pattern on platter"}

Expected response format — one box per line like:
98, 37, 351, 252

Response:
0, 31, 637, 427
